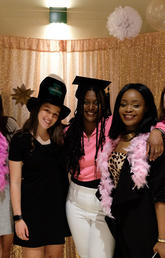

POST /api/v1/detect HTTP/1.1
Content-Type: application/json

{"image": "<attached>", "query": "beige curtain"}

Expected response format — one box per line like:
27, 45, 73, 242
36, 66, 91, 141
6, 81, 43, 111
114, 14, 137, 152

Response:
0, 32, 165, 258
0, 32, 165, 126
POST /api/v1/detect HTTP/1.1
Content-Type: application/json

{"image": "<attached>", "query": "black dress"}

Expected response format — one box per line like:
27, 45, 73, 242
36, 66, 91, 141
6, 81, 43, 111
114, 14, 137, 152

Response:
9, 131, 70, 247
106, 153, 165, 258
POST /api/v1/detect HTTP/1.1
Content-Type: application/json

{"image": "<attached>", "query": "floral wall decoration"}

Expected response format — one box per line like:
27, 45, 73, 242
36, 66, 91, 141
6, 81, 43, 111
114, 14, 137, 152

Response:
11, 84, 34, 106
106, 6, 143, 40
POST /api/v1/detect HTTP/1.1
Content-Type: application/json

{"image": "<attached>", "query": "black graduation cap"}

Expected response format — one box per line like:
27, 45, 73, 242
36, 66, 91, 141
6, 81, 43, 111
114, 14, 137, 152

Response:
72, 76, 111, 99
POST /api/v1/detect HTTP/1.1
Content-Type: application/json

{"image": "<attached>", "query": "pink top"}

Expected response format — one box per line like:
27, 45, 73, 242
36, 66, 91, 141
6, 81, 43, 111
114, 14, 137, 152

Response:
73, 117, 165, 182
75, 116, 112, 182
156, 121, 165, 131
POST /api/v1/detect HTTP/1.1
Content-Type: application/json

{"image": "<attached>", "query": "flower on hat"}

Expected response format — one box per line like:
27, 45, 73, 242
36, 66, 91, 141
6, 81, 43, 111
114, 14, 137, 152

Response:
106, 6, 143, 41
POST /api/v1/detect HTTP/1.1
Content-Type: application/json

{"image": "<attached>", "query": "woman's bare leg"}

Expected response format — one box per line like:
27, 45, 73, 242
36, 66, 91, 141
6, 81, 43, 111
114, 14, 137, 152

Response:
0, 234, 13, 258
0, 237, 2, 258
22, 246, 44, 258
45, 244, 64, 258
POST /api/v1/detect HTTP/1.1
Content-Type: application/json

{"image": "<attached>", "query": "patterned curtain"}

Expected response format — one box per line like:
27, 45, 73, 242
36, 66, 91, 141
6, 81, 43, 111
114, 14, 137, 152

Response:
0, 32, 165, 127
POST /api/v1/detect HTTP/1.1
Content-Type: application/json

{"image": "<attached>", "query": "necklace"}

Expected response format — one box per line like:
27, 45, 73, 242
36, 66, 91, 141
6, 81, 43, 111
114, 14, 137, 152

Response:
121, 132, 136, 142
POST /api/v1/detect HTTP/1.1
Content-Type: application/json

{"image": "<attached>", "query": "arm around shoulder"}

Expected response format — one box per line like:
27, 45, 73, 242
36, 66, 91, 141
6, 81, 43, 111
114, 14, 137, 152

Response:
147, 127, 164, 161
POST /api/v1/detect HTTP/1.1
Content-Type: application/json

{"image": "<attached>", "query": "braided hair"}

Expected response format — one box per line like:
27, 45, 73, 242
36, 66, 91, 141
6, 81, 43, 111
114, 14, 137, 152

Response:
64, 86, 109, 177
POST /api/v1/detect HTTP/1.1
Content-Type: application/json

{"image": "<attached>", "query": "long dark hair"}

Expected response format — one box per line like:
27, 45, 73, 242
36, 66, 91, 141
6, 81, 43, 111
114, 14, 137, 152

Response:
0, 95, 16, 139
64, 85, 109, 176
22, 102, 64, 146
158, 87, 165, 121
109, 83, 158, 139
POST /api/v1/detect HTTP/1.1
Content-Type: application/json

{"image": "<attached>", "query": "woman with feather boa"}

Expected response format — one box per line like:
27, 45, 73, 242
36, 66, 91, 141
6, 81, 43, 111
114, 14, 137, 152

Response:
97, 83, 165, 258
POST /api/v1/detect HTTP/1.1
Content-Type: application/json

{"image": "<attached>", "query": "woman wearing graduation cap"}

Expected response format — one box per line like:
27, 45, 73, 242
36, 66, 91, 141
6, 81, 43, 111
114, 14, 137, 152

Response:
9, 74, 71, 258
64, 76, 165, 258
64, 76, 115, 258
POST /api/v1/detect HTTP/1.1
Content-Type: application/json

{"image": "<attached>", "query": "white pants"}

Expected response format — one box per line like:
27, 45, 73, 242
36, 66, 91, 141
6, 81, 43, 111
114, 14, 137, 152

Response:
66, 181, 115, 258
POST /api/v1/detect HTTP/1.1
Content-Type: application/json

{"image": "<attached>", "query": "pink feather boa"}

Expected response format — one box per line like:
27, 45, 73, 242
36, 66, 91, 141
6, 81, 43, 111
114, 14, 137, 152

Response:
97, 132, 150, 217
0, 132, 9, 191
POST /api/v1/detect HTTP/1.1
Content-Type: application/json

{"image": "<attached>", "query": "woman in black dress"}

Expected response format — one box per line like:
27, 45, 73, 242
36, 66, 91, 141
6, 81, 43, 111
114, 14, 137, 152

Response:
97, 83, 165, 258
9, 74, 71, 258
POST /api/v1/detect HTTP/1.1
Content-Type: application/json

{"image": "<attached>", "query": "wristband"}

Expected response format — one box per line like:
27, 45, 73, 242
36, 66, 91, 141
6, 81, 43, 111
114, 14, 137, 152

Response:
156, 128, 165, 136
13, 215, 23, 221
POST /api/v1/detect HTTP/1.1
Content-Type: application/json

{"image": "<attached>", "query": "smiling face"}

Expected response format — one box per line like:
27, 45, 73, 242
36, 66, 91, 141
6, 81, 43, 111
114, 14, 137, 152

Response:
119, 89, 146, 132
83, 90, 101, 125
38, 103, 61, 130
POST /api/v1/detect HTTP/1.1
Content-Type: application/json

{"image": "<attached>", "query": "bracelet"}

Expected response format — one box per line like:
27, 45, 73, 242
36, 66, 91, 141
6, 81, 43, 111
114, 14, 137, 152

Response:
156, 128, 165, 136
13, 215, 23, 221
158, 238, 165, 243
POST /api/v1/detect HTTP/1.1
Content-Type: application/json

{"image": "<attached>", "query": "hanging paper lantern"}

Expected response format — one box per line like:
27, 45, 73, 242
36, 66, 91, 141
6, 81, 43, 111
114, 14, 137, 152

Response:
106, 6, 143, 40
146, 0, 165, 31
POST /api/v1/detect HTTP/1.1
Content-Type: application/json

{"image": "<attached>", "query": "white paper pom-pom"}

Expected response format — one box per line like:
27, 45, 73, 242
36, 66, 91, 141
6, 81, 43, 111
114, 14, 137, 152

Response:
106, 6, 143, 40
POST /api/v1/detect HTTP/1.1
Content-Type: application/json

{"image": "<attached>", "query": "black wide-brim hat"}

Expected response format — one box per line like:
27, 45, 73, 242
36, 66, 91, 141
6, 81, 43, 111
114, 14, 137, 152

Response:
72, 75, 111, 98
27, 74, 71, 120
